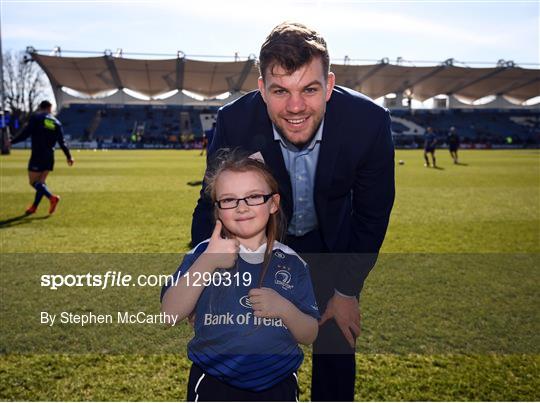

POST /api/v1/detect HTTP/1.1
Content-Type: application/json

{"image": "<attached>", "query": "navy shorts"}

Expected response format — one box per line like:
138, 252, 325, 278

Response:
449, 145, 459, 152
187, 364, 299, 402
28, 157, 54, 172
424, 147, 435, 153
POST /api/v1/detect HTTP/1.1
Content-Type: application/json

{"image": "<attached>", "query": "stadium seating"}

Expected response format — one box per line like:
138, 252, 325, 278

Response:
57, 104, 219, 147
390, 109, 539, 147
56, 104, 539, 148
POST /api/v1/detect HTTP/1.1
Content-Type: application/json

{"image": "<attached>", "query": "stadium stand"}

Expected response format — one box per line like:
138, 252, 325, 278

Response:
56, 103, 538, 148
391, 109, 539, 148
57, 104, 219, 147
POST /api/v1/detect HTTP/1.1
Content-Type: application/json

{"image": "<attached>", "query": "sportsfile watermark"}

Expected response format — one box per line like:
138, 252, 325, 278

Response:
41, 271, 172, 290
1, 253, 538, 354
40, 269, 253, 290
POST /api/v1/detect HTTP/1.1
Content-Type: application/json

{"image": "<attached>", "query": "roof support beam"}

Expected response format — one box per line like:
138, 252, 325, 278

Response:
496, 76, 540, 95
228, 58, 255, 93
398, 60, 454, 97
404, 64, 449, 92
103, 55, 123, 89
447, 66, 506, 95
356, 59, 389, 86
176, 55, 185, 90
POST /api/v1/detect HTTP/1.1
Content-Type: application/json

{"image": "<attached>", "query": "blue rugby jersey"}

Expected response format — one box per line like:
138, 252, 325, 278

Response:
161, 240, 320, 392
11, 112, 72, 161
424, 132, 436, 149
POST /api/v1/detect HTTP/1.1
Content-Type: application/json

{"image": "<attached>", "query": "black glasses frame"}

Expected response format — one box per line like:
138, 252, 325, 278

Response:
215, 193, 276, 210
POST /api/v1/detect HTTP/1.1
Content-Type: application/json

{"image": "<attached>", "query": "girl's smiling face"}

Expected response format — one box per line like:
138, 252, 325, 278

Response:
215, 170, 280, 249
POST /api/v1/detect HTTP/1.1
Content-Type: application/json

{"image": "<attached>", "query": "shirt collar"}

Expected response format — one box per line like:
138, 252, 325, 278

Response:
273, 119, 324, 152
239, 242, 267, 264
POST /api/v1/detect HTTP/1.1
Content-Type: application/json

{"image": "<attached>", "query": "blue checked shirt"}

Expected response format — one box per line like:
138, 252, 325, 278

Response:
273, 121, 323, 237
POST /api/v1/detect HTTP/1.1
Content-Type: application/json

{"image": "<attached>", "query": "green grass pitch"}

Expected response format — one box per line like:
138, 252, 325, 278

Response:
1, 149, 539, 400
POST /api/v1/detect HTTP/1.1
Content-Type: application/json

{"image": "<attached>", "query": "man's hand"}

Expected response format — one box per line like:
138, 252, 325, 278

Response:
319, 292, 361, 348
67, 158, 74, 166
249, 287, 290, 319
203, 220, 239, 269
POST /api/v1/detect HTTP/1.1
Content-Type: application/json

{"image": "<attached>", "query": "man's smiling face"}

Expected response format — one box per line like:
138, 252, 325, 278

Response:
258, 57, 335, 148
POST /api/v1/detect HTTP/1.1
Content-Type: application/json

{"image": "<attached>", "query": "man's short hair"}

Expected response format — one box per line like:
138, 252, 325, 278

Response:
39, 100, 52, 110
259, 22, 329, 80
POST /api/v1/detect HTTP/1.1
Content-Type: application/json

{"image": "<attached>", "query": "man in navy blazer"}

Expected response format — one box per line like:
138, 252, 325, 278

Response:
191, 22, 395, 401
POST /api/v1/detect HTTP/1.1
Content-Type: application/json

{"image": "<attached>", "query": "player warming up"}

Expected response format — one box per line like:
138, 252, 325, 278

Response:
10, 100, 74, 215
447, 126, 460, 164
423, 126, 437, 168
161, 152, 319, 401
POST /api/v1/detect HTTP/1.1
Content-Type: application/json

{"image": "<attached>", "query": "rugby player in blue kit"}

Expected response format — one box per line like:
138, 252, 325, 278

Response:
161, 153, 319, 401
10, 100, 74, 214
423, 126, 437, 168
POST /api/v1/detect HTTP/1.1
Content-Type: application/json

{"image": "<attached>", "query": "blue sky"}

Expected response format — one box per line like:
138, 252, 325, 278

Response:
2, 0, 539, 67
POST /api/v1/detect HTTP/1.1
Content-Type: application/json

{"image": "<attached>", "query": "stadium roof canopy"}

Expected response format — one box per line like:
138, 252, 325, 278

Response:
30, 52, 540, 104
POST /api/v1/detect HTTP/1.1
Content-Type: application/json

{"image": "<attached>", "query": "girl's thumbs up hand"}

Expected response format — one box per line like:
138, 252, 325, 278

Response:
204, 220, 239, 269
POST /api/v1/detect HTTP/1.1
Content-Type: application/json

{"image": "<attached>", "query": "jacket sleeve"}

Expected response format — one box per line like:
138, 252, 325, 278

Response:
56, 122, 72, 160
10, 116, 35, 144
335, 109, 395, 296
190, 110, 227, 246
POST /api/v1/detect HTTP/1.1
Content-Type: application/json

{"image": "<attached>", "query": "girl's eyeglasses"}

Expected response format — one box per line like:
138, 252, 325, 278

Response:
215, 193, 276, 210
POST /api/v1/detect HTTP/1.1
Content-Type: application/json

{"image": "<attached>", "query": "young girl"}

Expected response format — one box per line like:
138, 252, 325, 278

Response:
161, 152, 319, 401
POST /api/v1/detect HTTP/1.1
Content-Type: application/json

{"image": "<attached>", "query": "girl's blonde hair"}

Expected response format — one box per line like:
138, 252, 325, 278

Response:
205, 149, 285, 286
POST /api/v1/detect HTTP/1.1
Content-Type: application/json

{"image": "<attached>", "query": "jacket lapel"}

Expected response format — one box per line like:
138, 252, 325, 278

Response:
315, 99, 343, 228
252, 100, 293, 221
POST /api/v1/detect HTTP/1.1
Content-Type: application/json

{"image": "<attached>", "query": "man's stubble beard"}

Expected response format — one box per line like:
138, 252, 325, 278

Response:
272, 115, 324, 149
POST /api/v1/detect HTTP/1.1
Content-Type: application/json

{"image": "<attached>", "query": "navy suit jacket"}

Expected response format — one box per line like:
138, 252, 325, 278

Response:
191, 86, 395, 295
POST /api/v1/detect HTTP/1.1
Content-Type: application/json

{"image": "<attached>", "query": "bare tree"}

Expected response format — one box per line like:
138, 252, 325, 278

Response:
2, 50, 51, 126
